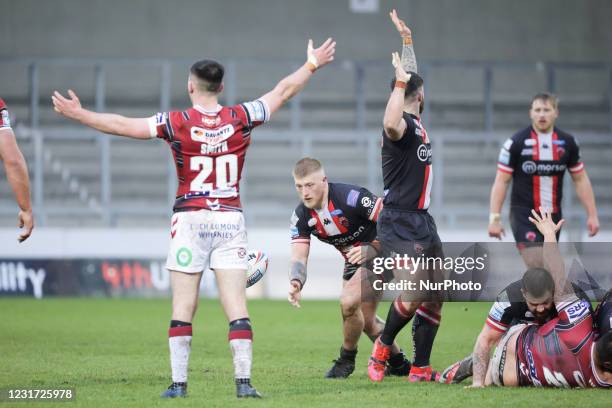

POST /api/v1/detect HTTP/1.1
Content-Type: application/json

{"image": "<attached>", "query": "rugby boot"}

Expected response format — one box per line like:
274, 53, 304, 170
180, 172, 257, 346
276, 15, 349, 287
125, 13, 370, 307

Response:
385, 350, 412, 376
236, 379, 262, 398
325, 347, 356, 378
408, 365, 441, 382
439, 354, 473, 384
160, 382, 187, 398
368, 337, 391, 382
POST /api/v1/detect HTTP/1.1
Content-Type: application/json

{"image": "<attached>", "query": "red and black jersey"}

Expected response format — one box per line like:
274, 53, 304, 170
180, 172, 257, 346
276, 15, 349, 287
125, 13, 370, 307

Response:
148, 100, 269, 212
290, 182, 382, 259
486, 280, 590, 334
497, 126, 583, 213
381, 112, 433, 210
516, 296, 610, 388
0, 98, 12, 130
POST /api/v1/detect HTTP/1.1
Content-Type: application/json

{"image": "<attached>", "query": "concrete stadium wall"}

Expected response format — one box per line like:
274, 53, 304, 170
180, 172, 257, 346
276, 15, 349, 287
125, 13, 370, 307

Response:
2, 0, 611, 62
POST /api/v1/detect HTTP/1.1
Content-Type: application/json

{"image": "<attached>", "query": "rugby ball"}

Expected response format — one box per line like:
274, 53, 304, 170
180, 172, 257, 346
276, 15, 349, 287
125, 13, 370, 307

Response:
246, 250, 268, 288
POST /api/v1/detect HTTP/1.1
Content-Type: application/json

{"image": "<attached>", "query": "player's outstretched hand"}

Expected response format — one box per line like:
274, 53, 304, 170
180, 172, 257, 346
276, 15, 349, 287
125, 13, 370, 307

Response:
307, 38, 336, 70
528, 207, 564, 239
288, 280, 302, 308
488, 222, 505, 240
389, 9, 412, 39
17, 209, 34, 242
391, 52, 411, 83
52, 89, 83, 121
347, 244, 377, 265
587, 215, 599, 237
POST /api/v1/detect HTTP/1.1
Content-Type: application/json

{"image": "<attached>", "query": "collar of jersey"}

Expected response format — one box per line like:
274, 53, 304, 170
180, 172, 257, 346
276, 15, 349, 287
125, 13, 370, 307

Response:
194, 104, 223, 115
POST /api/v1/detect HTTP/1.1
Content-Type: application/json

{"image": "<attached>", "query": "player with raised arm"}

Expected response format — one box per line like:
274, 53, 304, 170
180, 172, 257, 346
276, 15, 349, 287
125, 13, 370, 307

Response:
52, 38, 335, 399
0, 98, 34, 242
488, 93, 599, 266
479, 208, 611, 388
367, 10, 443, 383
288, 158, 411, 379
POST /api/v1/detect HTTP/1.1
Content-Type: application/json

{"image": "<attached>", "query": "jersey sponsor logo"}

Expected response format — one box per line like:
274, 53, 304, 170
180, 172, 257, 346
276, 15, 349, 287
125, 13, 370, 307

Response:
330, 209, 343, 216
521, 148, 534, 156
498, 149, 511, 164
361, 196, 372, 208
190, 124, 235, 145
328, 225, 366, 245
503, 138, 513, 150
307, 218, 317, 227
202, 115, 221, 127
417, 143, 432, 162
176, 247, 193, 267
522, 161, 537, 174
489, 301, 509, 322
565, 299, 589, 323
524, 139, 537, 146
553, 140, 566, 145
243, 100, 268, 123
346, 189, 359, 207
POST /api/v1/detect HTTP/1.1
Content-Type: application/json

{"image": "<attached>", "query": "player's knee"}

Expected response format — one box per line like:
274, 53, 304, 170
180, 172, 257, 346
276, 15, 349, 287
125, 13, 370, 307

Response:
340, 295, 360, 317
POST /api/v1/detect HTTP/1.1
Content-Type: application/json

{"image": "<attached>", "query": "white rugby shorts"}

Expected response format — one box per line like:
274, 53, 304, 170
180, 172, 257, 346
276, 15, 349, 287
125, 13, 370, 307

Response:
166, 210, 248, 273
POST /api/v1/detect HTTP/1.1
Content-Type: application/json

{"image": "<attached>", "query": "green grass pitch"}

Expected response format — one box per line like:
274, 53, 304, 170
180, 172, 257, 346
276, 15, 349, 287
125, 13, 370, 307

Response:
0, 298, 609, 407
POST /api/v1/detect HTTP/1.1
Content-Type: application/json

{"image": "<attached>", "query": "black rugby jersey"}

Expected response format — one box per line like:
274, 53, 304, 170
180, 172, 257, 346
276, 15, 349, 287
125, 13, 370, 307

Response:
486, 279, 589, 333
497, 126, 583, 213
381, 112, 433, 210
290, 183, 382, 258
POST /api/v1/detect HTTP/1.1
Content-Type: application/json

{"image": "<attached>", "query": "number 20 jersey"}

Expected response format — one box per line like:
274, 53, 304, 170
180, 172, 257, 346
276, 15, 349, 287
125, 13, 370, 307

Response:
148, 100, 269, 212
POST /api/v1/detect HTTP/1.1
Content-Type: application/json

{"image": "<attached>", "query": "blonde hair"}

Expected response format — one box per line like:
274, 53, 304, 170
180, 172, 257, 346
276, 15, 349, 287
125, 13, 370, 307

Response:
293, 157, 324, 178
531, 93, 558, 110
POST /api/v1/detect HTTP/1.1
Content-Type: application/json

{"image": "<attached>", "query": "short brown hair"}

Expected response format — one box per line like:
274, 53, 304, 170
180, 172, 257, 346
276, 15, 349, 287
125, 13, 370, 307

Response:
531, 93, 558, 110
293, 157, 323, 178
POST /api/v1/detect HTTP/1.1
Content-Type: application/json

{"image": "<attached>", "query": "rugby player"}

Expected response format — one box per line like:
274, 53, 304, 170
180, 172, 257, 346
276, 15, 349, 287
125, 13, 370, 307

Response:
0, 98, 34, 242
367, 10, 443, 383
52, 38, 336, 399
481, 208, 611, 388
489, 93, 599, 266
440, 270, 591, 385
288, 157, 411, 379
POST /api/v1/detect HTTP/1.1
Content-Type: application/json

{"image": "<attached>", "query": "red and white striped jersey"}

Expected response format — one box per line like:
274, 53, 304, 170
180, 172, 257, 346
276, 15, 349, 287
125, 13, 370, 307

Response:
0, 98, 12, 130
497, 126, 583, 213
148, 100, 269, 212
381, 112, 433, 210
516, 296, 610, 388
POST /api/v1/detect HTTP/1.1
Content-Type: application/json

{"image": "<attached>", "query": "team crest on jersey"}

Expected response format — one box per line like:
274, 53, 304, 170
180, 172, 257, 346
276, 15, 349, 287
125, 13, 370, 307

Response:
191, 124, 234, 145
202, 115, 221, 127
339, 216, 349, 228
525, 231, 537, 242
557, 147, 566, 157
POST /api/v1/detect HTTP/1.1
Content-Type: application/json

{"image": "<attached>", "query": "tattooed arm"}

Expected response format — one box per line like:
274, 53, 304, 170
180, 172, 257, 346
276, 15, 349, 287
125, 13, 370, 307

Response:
288, 242, 310, 308
470, 324, 503, 387
389, 9, 417, 73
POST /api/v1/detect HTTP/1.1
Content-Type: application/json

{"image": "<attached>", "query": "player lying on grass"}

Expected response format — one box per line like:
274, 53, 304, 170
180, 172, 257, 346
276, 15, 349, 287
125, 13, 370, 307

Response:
288, 157, 411, 379
52, 38, 336, 399
440, 269, 592, 385
478, 208, 611, 388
